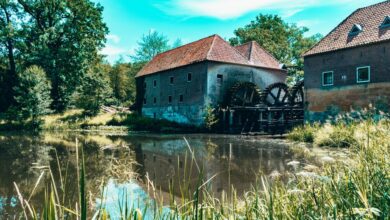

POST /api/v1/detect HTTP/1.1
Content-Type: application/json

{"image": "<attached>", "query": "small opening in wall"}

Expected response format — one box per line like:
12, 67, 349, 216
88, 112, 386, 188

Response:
153, 97, 157, 104
217, 74, 223, 84
170, 76, 174, 84
179, 94, 184, 102
153, 80, 157, 87
168, 95, 172, 103
187, 73, 192, 82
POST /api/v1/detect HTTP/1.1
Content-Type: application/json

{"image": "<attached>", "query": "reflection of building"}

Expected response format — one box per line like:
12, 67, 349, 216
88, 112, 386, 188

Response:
135, 35, 286, 126
304, 1, 390, 121
130, 135, 291, 198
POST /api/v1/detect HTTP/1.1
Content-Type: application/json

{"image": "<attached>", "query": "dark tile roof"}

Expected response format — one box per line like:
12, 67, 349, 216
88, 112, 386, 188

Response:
136, 35, 282, 77
304, 0, 390, 56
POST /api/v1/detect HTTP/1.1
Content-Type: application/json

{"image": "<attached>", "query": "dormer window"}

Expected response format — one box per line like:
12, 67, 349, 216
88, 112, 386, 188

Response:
380, 16, 390, 29
349, 24, 363, 36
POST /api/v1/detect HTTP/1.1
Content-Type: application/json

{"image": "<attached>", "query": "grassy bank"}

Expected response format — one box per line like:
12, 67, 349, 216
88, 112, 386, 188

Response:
0, 109, 196, 133
12, 119, 390, 219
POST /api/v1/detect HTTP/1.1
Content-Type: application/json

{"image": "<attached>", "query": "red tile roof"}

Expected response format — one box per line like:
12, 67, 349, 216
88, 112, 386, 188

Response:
136, 35, 282, 77
235, 41, 281, 69
304, 0, 390, 56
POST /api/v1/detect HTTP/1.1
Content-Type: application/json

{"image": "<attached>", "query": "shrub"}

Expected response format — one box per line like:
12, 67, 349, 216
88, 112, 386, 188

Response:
11, 66, 52, 128
203, 105, 219, 131
287, 123, 319, 143
314, 123, 357, 148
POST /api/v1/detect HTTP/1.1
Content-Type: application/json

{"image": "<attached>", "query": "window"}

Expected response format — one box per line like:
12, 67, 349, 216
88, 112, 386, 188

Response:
170, 76, 174, 84
187, 73, 192, 82
349, 24, 363, 36
217, 74, 223, 84
380, 16, 390, 29
143, 98, 147, 105
179, 95, 184, 102
356, 66, 370, 83
322, 71, 334, 86
153, 80, 157, 88
168, 96, 172, 103
153, 97, 157, 104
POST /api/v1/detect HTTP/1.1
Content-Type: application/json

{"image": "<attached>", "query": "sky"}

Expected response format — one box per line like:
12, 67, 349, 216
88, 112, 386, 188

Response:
92, 0, 385, 63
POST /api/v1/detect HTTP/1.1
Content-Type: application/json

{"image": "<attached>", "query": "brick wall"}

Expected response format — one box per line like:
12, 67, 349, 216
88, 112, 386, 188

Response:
304, 41, 390, 121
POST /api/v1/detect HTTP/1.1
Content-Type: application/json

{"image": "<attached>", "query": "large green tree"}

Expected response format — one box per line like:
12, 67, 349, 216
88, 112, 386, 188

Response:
229, 14, 322, 84
76, 64, 113, 116
13, 0, 108, 112
0, 0, 21, 111
109, 61, 131, 103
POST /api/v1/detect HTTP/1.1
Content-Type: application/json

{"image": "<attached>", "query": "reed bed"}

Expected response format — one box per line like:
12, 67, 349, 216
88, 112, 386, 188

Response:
12, 119, 390, 219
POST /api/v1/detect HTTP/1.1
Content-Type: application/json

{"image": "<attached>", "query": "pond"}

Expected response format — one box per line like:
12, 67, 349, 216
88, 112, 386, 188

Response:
0, 132, 299, 219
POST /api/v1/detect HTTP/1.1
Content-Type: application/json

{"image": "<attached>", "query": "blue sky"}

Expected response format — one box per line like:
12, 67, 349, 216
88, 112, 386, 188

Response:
92, 0, 384, 63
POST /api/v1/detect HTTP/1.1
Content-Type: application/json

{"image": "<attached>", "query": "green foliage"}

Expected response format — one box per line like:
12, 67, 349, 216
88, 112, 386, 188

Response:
203, 105, 219, 131
229, 14, 322, 83
132, 31, 170, 62
314, 123, 357, 148
11, 65, 52, 127
0, 0, 108, 112
287, 123, 319, 143
0, 0, 20, 111
76, 67, 113, 116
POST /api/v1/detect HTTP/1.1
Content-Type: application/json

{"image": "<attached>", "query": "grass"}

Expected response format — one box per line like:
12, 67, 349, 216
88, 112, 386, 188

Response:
1, 109, 196, 133
11, 119, 390, 219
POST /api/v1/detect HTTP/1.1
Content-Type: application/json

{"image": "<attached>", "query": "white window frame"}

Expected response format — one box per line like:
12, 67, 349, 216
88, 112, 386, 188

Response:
322, 71, 334, 86
356, 66, 370, 83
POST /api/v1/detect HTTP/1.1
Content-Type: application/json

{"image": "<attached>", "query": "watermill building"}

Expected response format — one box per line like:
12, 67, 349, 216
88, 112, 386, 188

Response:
134, 35, 289, 126
303, 1, 390, 121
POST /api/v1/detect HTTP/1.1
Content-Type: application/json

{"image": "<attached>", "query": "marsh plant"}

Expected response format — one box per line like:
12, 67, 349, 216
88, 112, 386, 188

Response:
12, 119, 390, 219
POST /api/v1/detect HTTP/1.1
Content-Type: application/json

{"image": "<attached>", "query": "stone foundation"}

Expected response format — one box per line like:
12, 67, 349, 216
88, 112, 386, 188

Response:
306, 82, 390, 121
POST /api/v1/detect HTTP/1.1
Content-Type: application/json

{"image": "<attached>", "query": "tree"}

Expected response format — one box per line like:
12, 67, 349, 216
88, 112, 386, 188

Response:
17, 0, 108, 112
229, 14, 322, 84
12, 66, 52, 126
131, 31, 170, 62
0, 0, 21, 112
109, 61, 131, 103
76, 65, 113, 116
172, 38, 183, 49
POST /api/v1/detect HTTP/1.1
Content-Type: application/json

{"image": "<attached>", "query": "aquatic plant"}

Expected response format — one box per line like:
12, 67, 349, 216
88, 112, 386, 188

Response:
11, 119, 390, 219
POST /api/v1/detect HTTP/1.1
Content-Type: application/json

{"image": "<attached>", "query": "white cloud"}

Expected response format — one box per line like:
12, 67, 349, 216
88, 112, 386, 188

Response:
100, 45, 126, 56
156, 0, 355, 19
100, 45, 131, 63
107, 34, 120, 44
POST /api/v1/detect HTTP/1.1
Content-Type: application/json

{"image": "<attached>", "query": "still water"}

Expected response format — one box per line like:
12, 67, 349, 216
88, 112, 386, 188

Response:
0, 132, 299, 218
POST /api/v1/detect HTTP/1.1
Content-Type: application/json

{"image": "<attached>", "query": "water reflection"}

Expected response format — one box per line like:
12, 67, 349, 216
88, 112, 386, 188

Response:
0, 132, 294, 218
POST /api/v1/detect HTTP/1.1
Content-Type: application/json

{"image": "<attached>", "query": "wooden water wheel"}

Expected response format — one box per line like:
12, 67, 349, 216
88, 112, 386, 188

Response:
289, 80, 304, 107
226, 82, 262, 107
260, 83, 290, 107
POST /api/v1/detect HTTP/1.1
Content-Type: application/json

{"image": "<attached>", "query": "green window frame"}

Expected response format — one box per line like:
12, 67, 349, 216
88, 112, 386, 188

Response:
322, 71, 334, 86
356, 66, 370, 83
